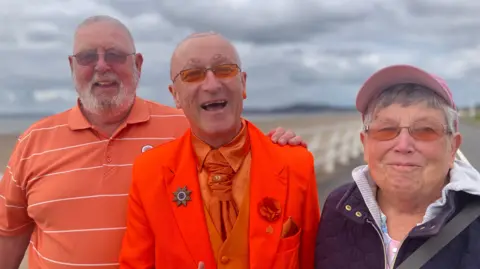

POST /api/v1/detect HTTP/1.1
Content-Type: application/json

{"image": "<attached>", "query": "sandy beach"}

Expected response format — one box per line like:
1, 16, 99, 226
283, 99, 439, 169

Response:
246, 112, 360, 133
0, 133, 18, 168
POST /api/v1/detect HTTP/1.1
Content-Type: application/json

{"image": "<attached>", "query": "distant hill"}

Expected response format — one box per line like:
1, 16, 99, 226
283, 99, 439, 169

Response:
243, 103, 474, 114
243, 103, 356, 114
0, 101, 474, 119
0, 103, 356, 118
0, 112, 53, 119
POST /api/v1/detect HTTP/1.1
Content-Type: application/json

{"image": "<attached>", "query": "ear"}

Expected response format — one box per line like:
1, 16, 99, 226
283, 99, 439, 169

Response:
241, 71, 247, 99
68, 56, 74, 73
134, 53, 144, 73
450, 133, 463, 168
360, 131, 368, 163
168, 84, 182, 109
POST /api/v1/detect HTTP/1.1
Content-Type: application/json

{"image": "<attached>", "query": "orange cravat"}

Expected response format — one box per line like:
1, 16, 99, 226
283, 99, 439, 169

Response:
192, 120, 251, 241
203, 149, 238, 241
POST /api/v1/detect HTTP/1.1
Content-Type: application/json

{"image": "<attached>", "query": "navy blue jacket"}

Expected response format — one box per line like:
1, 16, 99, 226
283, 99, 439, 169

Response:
314, 182, 480, 269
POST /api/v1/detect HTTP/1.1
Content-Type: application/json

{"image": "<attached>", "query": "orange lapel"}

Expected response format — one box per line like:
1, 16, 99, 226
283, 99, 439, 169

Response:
246, 122, 288, 269
165, 130, 216, 268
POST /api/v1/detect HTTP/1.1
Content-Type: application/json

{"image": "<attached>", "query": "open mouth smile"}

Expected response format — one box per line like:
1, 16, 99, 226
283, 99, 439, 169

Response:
93, 81, 118, 87
201, 100, 228, 111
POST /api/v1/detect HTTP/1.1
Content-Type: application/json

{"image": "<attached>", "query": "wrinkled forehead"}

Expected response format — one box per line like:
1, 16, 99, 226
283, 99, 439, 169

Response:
73, 22, 133, 54
172, 36, 239, 71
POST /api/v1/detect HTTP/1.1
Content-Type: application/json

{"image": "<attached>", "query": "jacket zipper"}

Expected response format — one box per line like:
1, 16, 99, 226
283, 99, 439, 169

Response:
391, 242, 402, 268
391, 236, 408, 268
367, 219, 388, 269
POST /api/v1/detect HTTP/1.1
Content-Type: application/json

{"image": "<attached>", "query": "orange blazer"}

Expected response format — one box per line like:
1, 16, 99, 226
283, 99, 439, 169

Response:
119, 121, 320, 269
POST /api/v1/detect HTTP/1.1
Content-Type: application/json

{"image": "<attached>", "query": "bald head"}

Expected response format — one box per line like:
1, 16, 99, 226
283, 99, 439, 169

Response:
74, 15, 136, 53
170, 32, 241, 79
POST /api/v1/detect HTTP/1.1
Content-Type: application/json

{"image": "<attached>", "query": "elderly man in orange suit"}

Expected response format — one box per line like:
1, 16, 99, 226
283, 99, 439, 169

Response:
119, 32, 320, 269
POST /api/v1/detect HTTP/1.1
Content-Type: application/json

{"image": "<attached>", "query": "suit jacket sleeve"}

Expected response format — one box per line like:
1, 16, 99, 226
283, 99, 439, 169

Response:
119, 158, 155, 269
300, 152, 321, 269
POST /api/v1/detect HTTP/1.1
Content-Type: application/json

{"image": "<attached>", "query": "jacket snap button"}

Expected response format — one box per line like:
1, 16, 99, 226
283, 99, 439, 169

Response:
355, 211, 362, 217
221, 256, 230, 264
345, 205, 352, 211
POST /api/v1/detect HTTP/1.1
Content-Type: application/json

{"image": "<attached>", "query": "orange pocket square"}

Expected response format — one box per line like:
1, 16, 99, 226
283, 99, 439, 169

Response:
281, 217, 299, 238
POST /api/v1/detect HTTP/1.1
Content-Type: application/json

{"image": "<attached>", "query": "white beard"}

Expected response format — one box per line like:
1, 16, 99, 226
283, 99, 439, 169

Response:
74, 66, 139, 117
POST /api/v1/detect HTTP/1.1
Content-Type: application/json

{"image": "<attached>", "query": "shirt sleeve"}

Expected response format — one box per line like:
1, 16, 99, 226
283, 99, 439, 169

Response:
0, 137, 34, 236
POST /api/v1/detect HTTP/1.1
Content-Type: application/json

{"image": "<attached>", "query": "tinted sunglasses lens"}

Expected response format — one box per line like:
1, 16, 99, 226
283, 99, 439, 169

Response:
214, 64, 239, 78
369, 127, 400, 141
179, 64, 239, 83
104, 52, 127, 64
181, 69, 205, 82
75, 52, 98, 66
411, 124, 444, 141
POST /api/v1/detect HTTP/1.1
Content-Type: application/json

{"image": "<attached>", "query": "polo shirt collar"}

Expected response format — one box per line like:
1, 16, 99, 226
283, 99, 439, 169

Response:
68, 96, 151, 131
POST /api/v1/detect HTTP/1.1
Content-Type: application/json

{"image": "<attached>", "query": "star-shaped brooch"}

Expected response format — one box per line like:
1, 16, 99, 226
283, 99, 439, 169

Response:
173, 186, 192, 207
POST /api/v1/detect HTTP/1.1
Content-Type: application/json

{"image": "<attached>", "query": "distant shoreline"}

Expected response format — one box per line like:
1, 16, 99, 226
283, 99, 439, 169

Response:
0, 103, 357, 119
0, 110, 360, 136
0, 109, 356, 119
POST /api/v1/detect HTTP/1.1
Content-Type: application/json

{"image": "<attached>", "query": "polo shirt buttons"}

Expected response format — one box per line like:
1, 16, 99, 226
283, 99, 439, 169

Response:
220, 256, 230, 264
106, 156, 112, 163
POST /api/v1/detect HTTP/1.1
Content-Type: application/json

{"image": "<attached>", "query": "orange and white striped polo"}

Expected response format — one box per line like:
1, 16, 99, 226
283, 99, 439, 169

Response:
0, 97, 189, 269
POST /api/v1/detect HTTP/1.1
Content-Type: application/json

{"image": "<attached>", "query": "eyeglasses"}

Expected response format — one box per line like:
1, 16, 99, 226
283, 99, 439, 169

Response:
364, 121, 452, 141
71, 51, 135, 66
172, 64, 240, 83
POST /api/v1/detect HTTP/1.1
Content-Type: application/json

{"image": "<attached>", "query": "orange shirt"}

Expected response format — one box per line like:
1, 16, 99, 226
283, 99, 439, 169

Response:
192, 120, 250, 211
192, 121, 252, 266
0, 97, 189, 269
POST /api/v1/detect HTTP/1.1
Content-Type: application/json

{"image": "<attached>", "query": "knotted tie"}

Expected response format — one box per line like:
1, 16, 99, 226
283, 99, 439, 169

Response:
203, 149, 238, 241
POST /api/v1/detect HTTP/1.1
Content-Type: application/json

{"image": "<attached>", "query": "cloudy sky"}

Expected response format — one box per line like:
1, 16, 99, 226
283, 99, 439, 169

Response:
1, 0, 480, 114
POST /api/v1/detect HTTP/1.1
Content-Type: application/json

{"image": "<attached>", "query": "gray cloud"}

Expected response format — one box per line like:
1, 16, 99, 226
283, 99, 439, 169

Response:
151, 1, 373, 44
1, 0, 480, 114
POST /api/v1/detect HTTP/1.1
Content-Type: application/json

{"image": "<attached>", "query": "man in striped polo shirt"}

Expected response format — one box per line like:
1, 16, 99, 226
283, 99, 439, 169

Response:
0, 16, 305, 269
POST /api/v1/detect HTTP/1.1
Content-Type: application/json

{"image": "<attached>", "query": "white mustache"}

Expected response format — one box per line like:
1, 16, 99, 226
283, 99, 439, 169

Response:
91, 73, 119, 84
